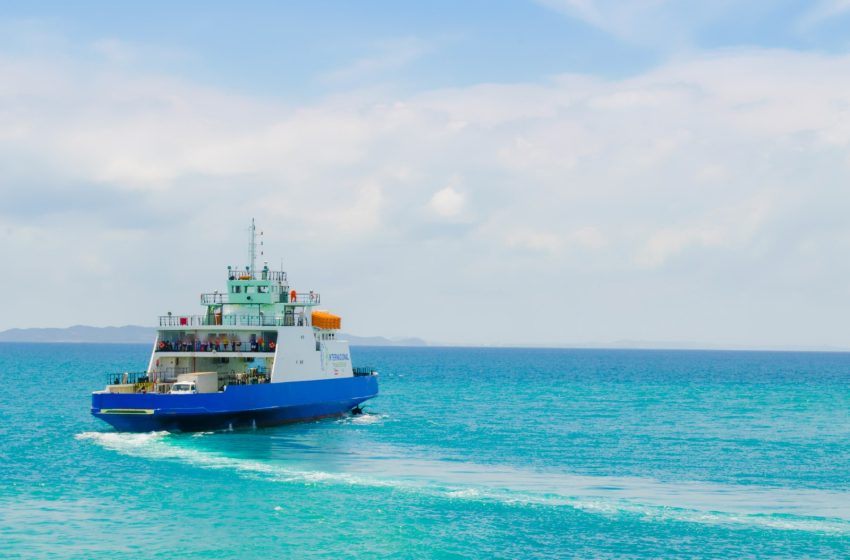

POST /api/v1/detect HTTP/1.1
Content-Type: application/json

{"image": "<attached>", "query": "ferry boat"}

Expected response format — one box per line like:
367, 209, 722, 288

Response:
90, 221, 379, 432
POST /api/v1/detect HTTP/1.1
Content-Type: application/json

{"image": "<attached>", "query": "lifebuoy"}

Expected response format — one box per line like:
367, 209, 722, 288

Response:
158, 341, 165, 350
269, 341, 276, 350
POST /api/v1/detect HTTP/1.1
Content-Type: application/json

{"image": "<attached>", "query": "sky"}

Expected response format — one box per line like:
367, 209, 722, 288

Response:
2, 1, 850, 348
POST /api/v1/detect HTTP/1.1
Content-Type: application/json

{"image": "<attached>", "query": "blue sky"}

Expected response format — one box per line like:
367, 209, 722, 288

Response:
2, 1, 850, 347
4, 1, 848, 96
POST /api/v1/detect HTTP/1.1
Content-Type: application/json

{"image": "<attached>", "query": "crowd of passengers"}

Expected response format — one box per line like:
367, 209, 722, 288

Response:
158, 337, 275, 352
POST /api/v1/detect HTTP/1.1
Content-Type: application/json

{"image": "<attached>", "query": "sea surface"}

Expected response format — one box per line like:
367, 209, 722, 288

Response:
1, 343, 850, 558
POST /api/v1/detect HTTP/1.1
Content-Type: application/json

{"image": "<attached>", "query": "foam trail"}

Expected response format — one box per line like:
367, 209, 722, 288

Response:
337, 413, 387, 425
76, 431, 171, 448
76, 431, 850, 535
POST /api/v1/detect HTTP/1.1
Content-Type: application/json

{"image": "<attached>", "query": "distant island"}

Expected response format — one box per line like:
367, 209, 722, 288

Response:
1, 326, 844, 352
0, 325, 427, 347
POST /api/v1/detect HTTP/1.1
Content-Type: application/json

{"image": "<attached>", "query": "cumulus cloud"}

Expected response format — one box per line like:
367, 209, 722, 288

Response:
428, 186, 466, 218
3, 43, 850, 346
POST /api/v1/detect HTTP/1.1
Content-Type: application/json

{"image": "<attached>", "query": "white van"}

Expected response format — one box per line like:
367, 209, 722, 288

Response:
170, 382, 197, 394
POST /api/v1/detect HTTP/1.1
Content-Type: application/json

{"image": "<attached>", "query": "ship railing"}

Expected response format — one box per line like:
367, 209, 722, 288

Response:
202, 290, 313, 306
221, 315, 292, 326
218, 371, 270, 387
200, 293, 227, 305
151, 367, 190, 381
160, 315, 207, 327
159, 314, 293, 327
106, 371, 151, 385
105, 368, 190, 383
103, 370, 273, 393
104, 371, 181, 394
289, 293, 320, 305
227, 269, 287, 282
155, 341, 276, 353
352, 366, 377, 377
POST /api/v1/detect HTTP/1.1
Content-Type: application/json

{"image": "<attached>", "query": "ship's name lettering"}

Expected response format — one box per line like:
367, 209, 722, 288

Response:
328, 353, 349, 361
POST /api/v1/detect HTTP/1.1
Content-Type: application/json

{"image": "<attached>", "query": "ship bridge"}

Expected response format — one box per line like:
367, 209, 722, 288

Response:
158, 253, 323, 329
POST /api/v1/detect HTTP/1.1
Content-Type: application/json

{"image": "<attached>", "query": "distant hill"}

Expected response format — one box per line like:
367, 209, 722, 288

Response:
0, 325, 427, 347
0, 325, 156, 343
337, 334, 428, 347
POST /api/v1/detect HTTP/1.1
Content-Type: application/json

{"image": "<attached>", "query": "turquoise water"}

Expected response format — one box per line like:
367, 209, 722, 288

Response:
2, 344, 850, 558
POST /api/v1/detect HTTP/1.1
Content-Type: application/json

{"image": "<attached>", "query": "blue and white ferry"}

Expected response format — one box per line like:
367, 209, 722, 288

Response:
91, 221, 378, 432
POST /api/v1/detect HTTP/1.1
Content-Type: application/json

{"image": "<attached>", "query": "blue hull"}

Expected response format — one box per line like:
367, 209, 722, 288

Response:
91, 376, 378, 432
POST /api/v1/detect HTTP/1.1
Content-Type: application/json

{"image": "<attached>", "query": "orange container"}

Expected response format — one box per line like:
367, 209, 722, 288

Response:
311, 311, 341, 330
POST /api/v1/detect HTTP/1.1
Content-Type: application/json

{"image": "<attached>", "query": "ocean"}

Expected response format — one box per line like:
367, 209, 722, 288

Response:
1, 343, 849, 558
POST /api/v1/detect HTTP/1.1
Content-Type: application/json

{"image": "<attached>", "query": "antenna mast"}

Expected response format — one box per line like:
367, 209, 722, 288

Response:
249, 218, 257, 277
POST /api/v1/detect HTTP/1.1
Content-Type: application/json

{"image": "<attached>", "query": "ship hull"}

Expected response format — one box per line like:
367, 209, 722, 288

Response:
91, 375, 378, 432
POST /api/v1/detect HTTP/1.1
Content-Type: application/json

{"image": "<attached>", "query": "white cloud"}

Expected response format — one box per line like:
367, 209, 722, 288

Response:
4, 44, 850, 346
568, 226, 607, 250
634, 196, 771, 268
91, 39, 135, 63
505, 229, 562, 253
799, 0, 850, 29
309, 182, 384, 237
428, 186, 465, 218
533, 0, 703, 47
321, 36, 431, 83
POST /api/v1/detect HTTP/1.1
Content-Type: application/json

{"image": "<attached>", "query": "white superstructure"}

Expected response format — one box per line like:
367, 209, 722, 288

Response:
137, 220, 355, 393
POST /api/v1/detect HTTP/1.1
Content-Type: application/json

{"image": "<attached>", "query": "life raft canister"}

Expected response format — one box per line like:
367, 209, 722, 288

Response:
290, 289, 297, 302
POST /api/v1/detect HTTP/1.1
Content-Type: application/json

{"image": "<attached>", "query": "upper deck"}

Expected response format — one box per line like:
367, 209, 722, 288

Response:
156, 220, 339, 337
159, 313, 313, 327
161, 259, 323, 329
200, 290, 320, 306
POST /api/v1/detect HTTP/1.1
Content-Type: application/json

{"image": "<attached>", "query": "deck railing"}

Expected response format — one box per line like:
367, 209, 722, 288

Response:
227, 269, 287, 282
159, 314, 306, 327
156, 340, 276, 353
218, 371, 270, 387
106, 371, 151, 385
102, 369, 270, 394
105, 368, 191, 384
290, 293, 321, 304
200, 292, 320, 306
200, 293, 227, 305
151, 367, 190, 380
